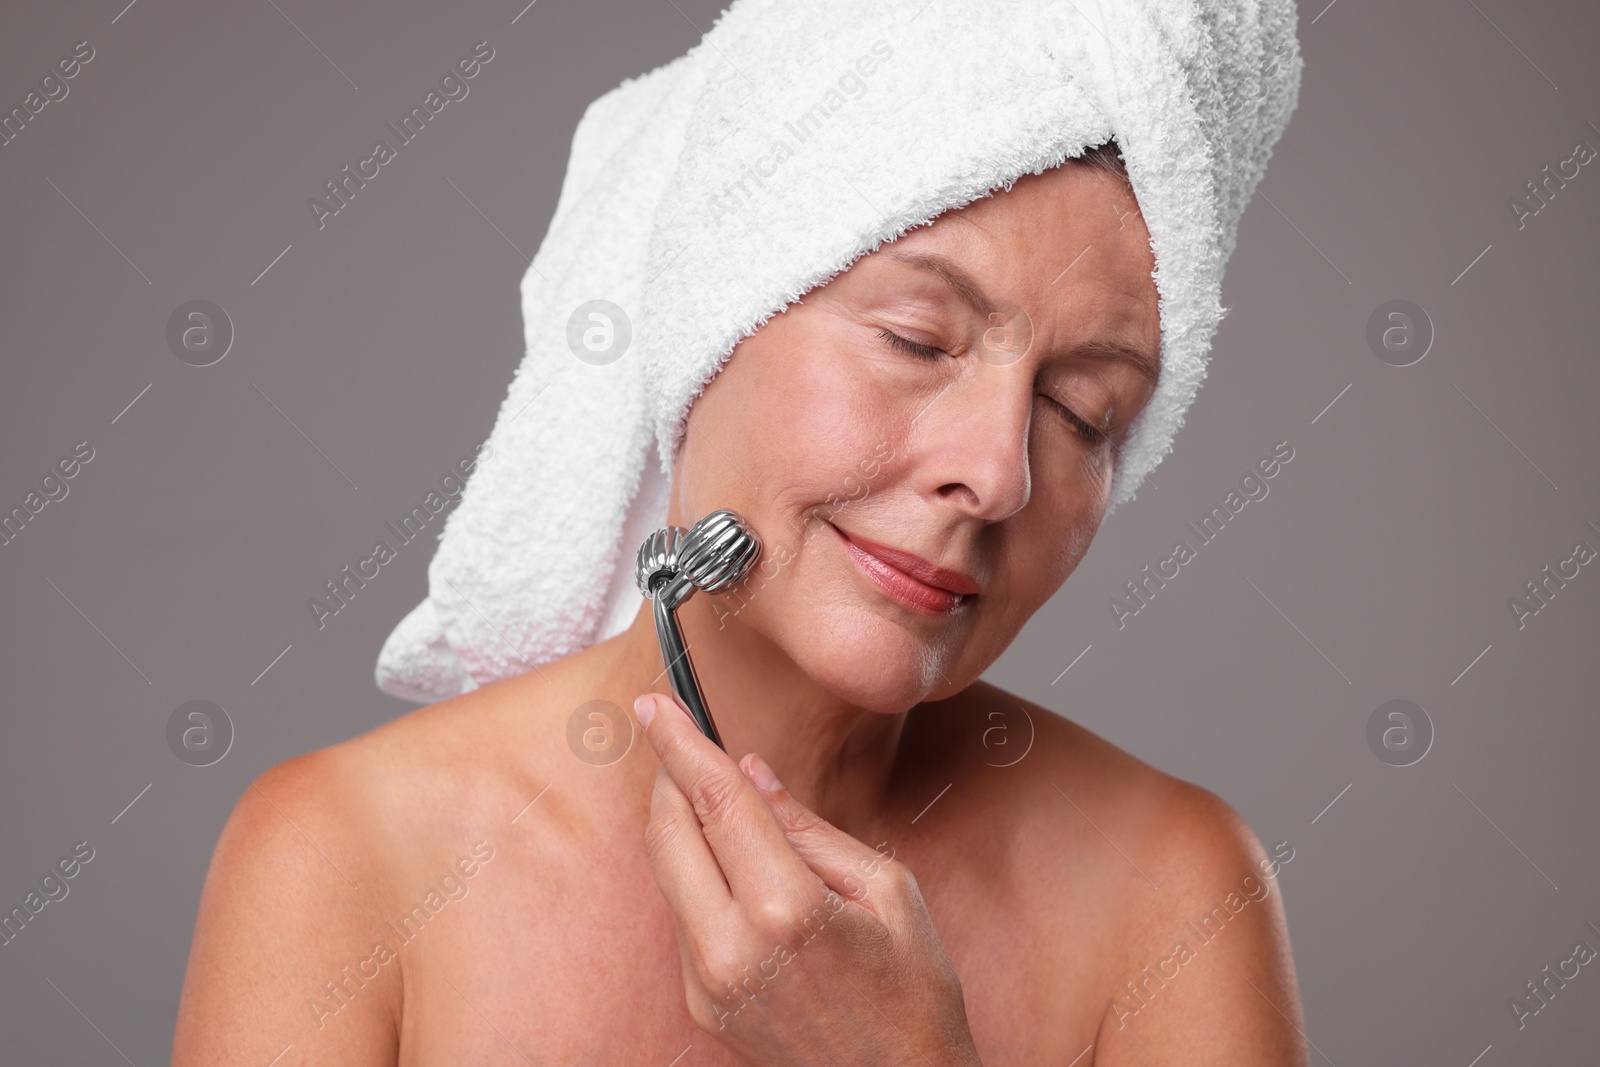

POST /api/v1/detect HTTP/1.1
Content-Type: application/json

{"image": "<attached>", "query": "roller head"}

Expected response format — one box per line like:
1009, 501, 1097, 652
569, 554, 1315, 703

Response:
635, 510, 762, 602
676, 509, 763, 595
635, 525, 688, 599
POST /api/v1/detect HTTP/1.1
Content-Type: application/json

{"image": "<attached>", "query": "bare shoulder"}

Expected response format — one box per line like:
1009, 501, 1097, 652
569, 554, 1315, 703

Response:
230, 674, 541, 860
957, 680, 1267, 859
954, 681, 1308, 1065
173, 674, 557, 1064
173, 729, 404, 1062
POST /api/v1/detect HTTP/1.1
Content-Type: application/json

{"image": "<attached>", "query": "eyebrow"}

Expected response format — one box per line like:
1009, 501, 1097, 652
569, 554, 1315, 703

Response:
879, 248, 1161, 386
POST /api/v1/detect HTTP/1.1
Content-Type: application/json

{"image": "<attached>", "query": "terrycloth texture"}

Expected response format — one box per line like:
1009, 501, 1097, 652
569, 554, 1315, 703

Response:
375, 0, 1303, 703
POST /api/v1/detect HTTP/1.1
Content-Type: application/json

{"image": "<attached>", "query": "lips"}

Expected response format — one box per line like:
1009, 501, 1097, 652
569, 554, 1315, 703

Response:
830, 523, 980, 615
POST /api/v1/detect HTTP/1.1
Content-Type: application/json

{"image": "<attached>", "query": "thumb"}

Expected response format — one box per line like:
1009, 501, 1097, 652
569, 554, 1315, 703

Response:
740, 753, 903, 912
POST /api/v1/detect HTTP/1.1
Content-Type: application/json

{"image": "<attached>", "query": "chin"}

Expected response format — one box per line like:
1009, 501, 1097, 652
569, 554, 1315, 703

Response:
806, 655, 933, 716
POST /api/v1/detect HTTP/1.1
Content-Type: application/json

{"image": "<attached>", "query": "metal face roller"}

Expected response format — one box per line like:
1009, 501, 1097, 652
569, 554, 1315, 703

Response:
634, 509, 763, 751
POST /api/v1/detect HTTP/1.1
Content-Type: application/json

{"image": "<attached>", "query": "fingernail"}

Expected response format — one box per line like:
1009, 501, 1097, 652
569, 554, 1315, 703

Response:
633, 695, 655, 729
745, 753, 782, 792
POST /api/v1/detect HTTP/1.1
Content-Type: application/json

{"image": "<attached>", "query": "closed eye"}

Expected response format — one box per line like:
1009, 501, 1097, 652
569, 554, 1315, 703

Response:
1045, 396, 1108, 446
877, 327, 944, 359
876, 328, 1107, 446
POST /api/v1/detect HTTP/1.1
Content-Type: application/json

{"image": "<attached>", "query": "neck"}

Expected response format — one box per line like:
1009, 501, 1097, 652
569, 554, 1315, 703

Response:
599, 592, 908, 840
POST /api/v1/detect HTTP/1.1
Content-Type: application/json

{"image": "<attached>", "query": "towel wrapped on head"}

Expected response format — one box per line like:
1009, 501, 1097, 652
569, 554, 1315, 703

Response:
375, 0, 1303, 703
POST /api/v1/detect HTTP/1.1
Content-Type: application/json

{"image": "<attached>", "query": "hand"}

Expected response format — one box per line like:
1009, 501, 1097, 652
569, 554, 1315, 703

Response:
634, 692, 983, 1067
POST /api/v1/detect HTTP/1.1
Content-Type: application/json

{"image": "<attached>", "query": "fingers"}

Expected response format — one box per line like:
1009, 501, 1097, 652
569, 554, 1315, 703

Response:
637, 694, 823, 929
645, 760, 735, 915
738, 754, 911, 922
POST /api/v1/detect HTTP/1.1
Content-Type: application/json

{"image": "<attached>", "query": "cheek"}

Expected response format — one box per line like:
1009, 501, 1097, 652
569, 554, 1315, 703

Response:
1049, 510, 1101, 588
789, 340, 885, 458
749, 334, 889, 514
674, 340, 811, 516
678, 326, 890, 543
998, 473, 1105, 610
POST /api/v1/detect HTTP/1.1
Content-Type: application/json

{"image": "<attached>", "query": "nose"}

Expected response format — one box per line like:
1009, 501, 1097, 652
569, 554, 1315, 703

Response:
913, 361, 1033, 523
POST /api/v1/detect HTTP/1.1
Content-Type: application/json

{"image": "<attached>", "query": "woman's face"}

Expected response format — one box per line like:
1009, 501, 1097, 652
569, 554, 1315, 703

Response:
669, 161, 1161, 714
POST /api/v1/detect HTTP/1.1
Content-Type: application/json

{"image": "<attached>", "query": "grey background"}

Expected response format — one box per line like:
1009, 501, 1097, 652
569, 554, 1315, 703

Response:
1, 0, 1596, 1063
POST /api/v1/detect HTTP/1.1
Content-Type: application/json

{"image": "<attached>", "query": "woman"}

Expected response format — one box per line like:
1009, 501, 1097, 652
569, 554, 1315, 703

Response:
176, 2, 1306, 1063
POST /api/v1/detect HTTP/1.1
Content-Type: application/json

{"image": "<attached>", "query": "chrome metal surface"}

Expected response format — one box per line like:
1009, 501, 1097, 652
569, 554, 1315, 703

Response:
632, 509, 763, 751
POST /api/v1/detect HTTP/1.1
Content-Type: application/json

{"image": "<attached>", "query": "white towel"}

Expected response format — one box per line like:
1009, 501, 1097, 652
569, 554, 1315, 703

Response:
375, 0, 1303, 703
